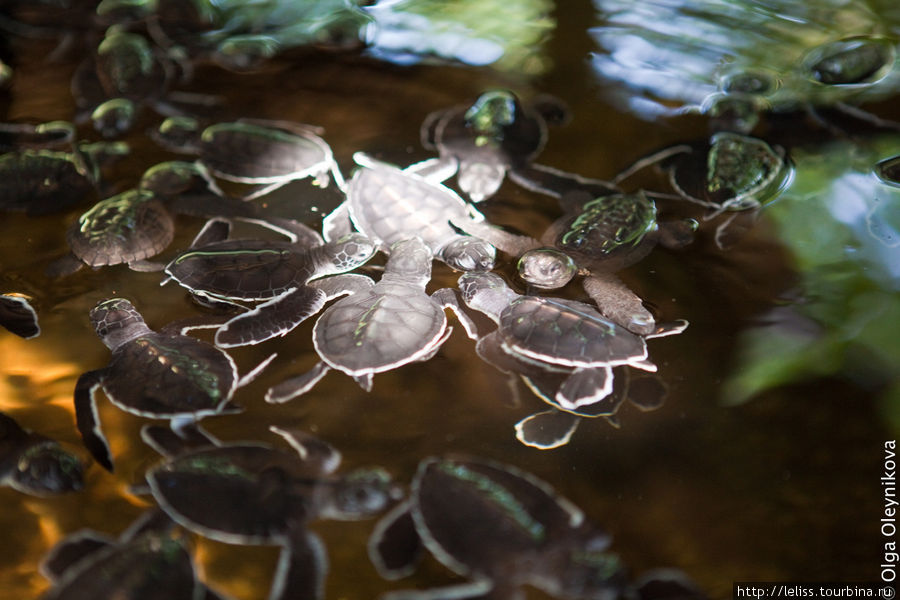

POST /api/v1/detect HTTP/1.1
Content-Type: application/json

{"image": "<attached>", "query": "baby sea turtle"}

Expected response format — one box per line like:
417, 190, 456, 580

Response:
266, 237, 478, 402
368, 455, 629, 600
418, 89, 569, 202
0, 141, 129, 215
662, 132, 792, 248
322, 152, 496, 272
0, 293, 40, 339
152, 116, 345, 199
49, 161, 299, 276
0, 411, 85, 496
74, 298, 275, 471
457, 272, 681, 419
40, 508, 224, 600
144, 425, 397, 600
164, 223, 377, 347
454, 191, 694, 335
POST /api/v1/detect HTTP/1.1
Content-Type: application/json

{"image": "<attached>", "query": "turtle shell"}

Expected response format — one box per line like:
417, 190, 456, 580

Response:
313, 282, 447, 376
0, 151, 94, 215
67, 189, 174, 267
411, 456, 588, 576
104, 332, 237, 417
166, 239, 310, 300
497, 296, 648, 368
548, 192, 658, 271
347, 163, 473, 253
198, 122, 330, 183
147, 444, 328, 544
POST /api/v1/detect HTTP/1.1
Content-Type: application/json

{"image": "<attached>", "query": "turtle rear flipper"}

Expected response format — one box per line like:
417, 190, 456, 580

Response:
215, 286, 326, 347
74, 370, 114, 471
582, 272, 656, 336
368, 500, 424, 580
514, 410, 580, 450
141, 423, 219, 458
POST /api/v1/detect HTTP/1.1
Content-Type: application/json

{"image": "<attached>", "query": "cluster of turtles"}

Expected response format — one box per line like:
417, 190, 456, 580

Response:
5, 3, 900, 598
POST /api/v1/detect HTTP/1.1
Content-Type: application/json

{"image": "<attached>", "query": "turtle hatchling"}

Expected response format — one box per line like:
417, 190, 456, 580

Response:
1, 411, 85, 496
144, 425, 397, 600
152, 116, 345, 199
74, 298, 275, 471
322, 152, 495, 272
368, 455, 630, 600
164, 224, 377, 347
266, 237, 478, 403
40, 508, 225, 600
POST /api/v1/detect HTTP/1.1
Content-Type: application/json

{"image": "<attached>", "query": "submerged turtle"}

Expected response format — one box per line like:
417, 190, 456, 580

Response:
0, 411, 85, 496
144, 425, 397, 600
456, 272, 683, 429
661, 132, 792, 248
74, 298, 275, 471
164, 223, 377, 347
417, 89, 572, 202
0, 141, 129, 215
266, 237, 478, 402
368, 455, 629, 599
0, 293, 40, 339
152, 116, 345, 199
454, 191, 694, 335
322, 152, 495, 272
41, 508, 224, 600
49, 160, 302, 276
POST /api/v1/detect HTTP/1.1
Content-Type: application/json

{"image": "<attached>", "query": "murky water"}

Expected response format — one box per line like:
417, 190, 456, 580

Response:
1, 2, 898, 599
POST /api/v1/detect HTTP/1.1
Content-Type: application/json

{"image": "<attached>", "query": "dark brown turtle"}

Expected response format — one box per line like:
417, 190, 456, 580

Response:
74, 298, 275, 471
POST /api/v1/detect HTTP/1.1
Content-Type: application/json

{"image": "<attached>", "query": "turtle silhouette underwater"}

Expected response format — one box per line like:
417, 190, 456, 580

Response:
322, 152, 496, 272
74, 297, 275, 471
142, 424, 399, 600
266, 237, 478, 403
163, 220, 377, 347
40, 508, 226, 600
0, 411, 85, 496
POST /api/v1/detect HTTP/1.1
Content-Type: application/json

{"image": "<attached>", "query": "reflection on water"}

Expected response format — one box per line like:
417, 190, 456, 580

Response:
0, 0, 898, 599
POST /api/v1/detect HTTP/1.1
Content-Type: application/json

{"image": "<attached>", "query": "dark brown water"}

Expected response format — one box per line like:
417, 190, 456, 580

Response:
1, 2, 898, 599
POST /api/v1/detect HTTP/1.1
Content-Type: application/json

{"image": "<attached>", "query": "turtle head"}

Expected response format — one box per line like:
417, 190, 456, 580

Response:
153, 116, 201, 152
322, 467, 399, 521
465, 90, 518, 140
543, 534, 629, 600
517, 247, 577, 289
457, 272, 518, 322
386, 238, 433, 281
441, 236, 496, 272
91, 98, 137, 138
326, 233, 377, 273
90, 298, 151, 350
11, 443, 85, 496
140, 161, 208, 196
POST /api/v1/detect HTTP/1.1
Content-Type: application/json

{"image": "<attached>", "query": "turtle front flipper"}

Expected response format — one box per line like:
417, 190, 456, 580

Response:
508, 163, 618, 199
269, 426, 342, 474
0, 293, 40, 338
514, 409, 580, 450
321, 201, 353, 242
266, 362, 331, 404
271, 529, 328, 600
215, 286, 326, 347
74, 370, 114, 471
40, 530, 115, 582
556, 366, 614, 411
581, 272, 656, 336
140, 424, 219, 458
367, 500, 424, 580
